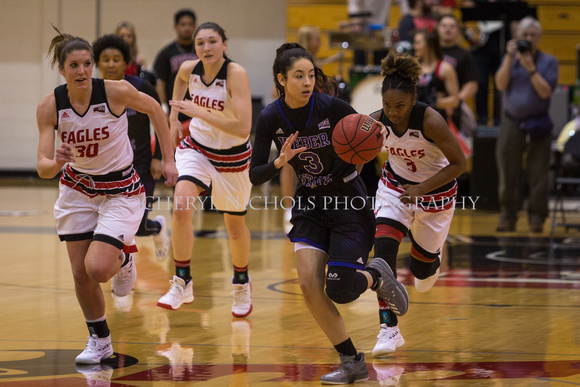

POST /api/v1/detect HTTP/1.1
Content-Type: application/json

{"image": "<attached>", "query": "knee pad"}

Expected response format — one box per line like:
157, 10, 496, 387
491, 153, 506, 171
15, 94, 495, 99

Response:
325, 266, 365, 304
409, 239, 440, 280
375, 223, 407, 277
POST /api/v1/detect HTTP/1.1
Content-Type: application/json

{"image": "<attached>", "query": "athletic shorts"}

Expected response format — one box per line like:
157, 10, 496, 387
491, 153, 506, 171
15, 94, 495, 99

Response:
375, 179, 455, 254
175, 146, 252, 214
288, 175, 375, 270
54, 165, 145, 251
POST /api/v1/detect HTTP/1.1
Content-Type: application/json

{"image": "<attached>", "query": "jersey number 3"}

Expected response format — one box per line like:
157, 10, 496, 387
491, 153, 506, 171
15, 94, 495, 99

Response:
404, 157, 417, 173
298, 151, 323, 174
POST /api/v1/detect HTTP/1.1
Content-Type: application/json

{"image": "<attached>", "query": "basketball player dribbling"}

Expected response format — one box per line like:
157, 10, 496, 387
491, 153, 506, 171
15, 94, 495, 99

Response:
36, 28, 177, 364
370, 53, 466, 356
249, 43, 409, 385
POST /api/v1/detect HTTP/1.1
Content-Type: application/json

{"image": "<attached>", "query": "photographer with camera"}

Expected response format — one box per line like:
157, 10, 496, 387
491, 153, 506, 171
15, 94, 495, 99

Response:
494, 16, 558, 233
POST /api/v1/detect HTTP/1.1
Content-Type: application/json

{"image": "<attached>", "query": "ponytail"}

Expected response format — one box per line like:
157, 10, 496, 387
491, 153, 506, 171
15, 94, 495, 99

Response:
47, 25, 92, 69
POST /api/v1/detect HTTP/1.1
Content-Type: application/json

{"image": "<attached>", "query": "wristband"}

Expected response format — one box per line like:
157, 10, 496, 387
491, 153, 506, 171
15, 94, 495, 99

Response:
528, 69, 537, 77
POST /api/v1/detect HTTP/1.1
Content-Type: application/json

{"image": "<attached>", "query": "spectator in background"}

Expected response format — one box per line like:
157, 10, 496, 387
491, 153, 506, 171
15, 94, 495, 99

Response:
297, 26, 322, 66
462, 0, 512, 125
413, 30, 459, 123
437, 14, 478, 134
494, 16, 558, 233
115, 21, 146, 77
153, 9, 197, 121
398, 0, 437, 43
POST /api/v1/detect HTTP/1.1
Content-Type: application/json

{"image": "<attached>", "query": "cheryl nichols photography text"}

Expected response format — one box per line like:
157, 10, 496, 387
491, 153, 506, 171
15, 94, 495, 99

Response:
129, 195, 481, 212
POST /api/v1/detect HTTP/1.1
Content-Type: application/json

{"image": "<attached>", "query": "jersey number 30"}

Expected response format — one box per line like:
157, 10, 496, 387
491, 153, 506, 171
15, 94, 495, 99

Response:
75, 143, 99, 158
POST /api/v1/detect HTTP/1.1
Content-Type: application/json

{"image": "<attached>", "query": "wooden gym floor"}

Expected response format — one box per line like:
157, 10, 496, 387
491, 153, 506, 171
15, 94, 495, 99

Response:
0, 179, 579, 386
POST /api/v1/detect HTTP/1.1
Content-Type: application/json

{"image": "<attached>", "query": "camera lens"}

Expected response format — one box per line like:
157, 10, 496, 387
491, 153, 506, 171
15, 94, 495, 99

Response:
517, 40, 531, 53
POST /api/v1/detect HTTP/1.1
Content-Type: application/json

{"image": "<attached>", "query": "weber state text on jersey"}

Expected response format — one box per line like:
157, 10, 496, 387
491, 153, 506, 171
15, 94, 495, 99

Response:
258, 92, 357, 189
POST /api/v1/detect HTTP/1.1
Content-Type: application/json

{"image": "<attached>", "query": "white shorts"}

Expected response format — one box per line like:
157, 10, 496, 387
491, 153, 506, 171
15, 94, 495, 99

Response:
54, 183, 145, 250
175, 147, 252, 214
375, 182, 454, 254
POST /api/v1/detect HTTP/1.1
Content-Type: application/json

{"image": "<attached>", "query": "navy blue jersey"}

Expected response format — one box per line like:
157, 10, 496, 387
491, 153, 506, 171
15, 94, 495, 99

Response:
125, 75, 161, 165
250, 92, 357, 191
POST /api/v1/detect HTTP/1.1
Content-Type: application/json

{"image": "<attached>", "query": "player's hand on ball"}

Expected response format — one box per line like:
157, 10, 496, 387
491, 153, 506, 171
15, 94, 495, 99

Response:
378, 122, 388, 147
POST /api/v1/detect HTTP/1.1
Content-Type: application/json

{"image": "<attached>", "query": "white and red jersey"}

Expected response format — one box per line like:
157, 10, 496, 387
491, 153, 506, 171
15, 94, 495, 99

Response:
376, 102, 456, 213
379, 102, 449, 183
187, 58, 248, 149
55, 78, 133, 175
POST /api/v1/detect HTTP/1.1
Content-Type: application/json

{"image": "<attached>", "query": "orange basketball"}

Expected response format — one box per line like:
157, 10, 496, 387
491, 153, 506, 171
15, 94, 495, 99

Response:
332, 114, 383, 164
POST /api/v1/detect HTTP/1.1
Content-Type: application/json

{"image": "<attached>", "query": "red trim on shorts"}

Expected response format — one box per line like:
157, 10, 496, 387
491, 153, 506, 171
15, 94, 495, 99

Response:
179, 136, 251, 172
61, 165, 145, 198
375, 224, 404, 243
123, 244, 138, 254
381, 170, 457, 213
214, 163, 250, 173
181, 136, 252, 162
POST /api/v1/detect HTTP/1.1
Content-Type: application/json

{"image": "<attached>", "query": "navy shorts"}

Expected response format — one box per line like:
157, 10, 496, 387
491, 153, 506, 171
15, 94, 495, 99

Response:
288, 176, 375, 270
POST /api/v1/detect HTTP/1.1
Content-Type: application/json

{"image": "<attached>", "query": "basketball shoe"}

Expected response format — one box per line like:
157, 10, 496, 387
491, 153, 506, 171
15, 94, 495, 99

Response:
152, 215, 170, 261
372, 324, 405, 356
414, 268, 440, 293
75, 334, 114, 364
111, 253, 136, 297
157, 276, 194, 310
368, 258, 409, 316
320, 352, 369, 384
231, 279, 252, 318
